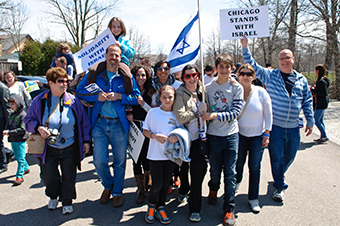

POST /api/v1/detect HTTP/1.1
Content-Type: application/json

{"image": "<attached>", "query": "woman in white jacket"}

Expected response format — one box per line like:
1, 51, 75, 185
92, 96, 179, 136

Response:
235, 64, 272, 213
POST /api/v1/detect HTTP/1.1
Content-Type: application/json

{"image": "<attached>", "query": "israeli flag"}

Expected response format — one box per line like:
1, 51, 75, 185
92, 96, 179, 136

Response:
167, 9, 200, 74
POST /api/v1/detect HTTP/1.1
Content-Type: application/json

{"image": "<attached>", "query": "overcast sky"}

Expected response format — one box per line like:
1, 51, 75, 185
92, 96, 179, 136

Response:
23, 0, 238, 54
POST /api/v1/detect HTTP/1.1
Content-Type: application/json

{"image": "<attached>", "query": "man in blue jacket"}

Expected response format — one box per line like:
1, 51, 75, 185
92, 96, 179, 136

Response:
76, 44, 140, 207
241, 36, 314, 202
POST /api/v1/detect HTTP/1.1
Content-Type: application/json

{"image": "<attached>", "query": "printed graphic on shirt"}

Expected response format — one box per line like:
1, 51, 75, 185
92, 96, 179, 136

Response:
211, 90, 229, 112
168, 118, 177, 125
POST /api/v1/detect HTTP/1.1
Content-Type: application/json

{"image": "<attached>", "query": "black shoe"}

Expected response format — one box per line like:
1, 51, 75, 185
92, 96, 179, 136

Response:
0, 166, 8, 174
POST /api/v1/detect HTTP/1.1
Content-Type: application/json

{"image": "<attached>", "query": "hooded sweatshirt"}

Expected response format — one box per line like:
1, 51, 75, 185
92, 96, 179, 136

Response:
7, 94, 29, 142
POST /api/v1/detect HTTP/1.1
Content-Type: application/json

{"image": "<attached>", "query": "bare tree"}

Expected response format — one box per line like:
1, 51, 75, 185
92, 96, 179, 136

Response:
5, 2, 30, 52
238, 0, 291, 65
301, 0, 340, 98
0, 0, 15, 32
44, 0, 119, 47
127, 24, 151, 63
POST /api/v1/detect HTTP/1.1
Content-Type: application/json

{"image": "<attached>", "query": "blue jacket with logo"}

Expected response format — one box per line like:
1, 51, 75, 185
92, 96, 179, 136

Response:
76, 69, 140, 133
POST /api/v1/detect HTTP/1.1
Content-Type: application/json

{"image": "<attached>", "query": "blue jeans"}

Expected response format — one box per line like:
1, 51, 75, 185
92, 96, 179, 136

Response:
11, 142, 29, 178
269, 125, 300, 190
208, 133, 238, 211
236, 134, 264, 200
92, 117, 128, 196
314, 109, 327, 138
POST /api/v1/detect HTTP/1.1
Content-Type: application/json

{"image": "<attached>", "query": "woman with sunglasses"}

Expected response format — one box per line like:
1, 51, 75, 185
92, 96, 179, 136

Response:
235, 64, 272, 213
24, 67, 91, 215
131, 65, 156, 204
151, 60, 182, 107
173, 64, 207, 222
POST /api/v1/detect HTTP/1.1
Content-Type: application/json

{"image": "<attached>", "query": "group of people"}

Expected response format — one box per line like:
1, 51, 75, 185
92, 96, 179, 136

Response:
0, 15, 331, 226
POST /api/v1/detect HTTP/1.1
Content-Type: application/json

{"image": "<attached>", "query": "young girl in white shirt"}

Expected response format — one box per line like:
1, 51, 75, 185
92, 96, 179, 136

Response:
143, 85, 180, 225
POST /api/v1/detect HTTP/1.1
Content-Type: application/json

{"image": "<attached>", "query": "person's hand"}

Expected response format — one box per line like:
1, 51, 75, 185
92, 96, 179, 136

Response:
240, 35, 248, 48
106, 92, 122, 101
198, 102, 207, 113
154, 134, 168, 144
229, 76, 236, 85
36, 81, 43, 87
83, 143, 90, 154
98, 92, 108, 102
115, 41, 121, 47
137, 96, 145, 106
305, 125, 313, 136
168, 134, 179, 144
201, 112, 217, 121
37, 126, 51, 139
262, 137, 269, 148
126, 113, 133, 122
2, 130, 8, 136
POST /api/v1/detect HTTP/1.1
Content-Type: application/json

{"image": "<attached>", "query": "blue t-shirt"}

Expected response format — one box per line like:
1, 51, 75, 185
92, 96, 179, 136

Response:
42, 94, 75, 149
281, 71, 296, 96
100, 70, 118, 118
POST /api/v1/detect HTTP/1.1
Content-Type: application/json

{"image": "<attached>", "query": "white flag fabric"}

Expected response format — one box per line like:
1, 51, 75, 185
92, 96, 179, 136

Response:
167, 9, 200, 74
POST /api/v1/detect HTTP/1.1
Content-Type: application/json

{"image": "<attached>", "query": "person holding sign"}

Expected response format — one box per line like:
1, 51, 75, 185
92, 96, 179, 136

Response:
87, 17, 135, 94
241, 36, 314, 202
173, 64, 208, 222
131, 65, 156, 204
76, 44, 140, 208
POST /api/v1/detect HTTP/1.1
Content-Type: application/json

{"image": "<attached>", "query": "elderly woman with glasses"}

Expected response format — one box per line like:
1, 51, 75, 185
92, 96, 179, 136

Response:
24, 67, 91, 215
235, 63, 272, 213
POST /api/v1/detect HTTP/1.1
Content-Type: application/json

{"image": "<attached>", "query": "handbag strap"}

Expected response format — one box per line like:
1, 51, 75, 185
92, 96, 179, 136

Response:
237, 87, 254, 120
44, 100, 60, 128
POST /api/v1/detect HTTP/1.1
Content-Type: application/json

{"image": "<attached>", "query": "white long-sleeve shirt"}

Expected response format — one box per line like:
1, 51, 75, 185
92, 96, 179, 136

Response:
238, 85, 273, 137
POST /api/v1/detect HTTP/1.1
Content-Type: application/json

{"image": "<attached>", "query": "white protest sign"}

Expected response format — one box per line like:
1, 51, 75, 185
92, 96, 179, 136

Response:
220, 6, 269, 40
127, 121, 145, 164
74, 28, 116, 73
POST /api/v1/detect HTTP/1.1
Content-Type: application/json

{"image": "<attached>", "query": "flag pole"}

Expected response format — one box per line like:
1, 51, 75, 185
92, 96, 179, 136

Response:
197, 0, 205, 103
197, 0, 207, 130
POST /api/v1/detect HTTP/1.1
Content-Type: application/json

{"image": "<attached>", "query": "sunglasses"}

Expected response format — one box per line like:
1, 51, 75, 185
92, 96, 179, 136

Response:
239, 72, 253, 77
56, 78, 71, 84
156, 67, 170, 71
183, 72, 199, 79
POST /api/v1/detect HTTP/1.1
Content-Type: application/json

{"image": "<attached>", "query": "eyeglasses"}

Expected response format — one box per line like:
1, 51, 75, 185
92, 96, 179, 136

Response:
183, 72, 199, 79
56, 78, 71, 84
239, 72, 253, 77
156, 67, 169, 71
279, 56, 293, 61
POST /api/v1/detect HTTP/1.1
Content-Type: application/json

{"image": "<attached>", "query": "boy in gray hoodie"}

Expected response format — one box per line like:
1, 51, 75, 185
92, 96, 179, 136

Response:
3, 94, 30, 186
201, 54, 244, 226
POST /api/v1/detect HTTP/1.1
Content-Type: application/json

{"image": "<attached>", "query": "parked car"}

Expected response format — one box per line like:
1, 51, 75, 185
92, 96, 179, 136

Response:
17, 75, 49, 99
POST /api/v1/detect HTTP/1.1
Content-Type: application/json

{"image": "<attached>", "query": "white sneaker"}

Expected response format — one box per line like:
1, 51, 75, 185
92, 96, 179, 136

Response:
48, 199, 58, 210
272, 189, 284, 202
62, 206, 73, 215
248, 199, 261, 213
235, 183, 240, 194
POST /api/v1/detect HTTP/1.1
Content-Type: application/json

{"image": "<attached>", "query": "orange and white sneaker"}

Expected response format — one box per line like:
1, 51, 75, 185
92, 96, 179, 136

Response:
156, 206, 171, 224
223, 211, 236, 226
145, 204, 156, 223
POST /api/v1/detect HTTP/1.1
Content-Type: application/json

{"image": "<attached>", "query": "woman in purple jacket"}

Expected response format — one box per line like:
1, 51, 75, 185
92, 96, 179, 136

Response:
24, 68, 91, 215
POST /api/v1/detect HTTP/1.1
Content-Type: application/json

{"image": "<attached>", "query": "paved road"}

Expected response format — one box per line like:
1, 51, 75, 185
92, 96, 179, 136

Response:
1, 102, 339, 226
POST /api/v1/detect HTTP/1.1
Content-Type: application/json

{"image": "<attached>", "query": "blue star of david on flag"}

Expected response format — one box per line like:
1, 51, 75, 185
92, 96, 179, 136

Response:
167, 9, 200, 74
176, 37, 190, 55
